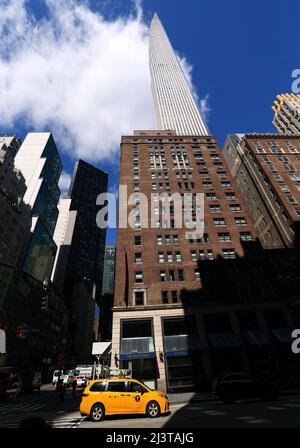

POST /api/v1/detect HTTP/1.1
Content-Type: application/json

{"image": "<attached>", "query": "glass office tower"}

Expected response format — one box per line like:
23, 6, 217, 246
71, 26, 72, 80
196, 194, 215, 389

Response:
14, 132, 62, 282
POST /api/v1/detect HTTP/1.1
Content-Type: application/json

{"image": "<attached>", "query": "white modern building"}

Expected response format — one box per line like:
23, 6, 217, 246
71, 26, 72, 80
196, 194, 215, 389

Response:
272, 93, 300, 135
14, 132, 62, 282
149, 13, 209, 136
51, 196, 78, 291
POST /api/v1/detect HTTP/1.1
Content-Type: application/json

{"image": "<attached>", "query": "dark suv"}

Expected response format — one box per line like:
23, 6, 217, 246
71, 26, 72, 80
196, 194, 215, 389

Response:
212, 372, 279, 404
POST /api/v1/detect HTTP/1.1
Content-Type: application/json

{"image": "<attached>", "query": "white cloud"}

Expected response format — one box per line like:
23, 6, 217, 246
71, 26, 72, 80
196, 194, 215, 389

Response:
58, 170, 71, 194
178, 53, 210, 128
199, 94, 211, 129
0, 0, 155, 162
0, 1, 209, 163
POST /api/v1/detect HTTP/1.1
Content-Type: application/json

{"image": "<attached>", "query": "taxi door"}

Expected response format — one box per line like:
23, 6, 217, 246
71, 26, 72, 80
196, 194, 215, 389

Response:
125, 381, 149, 413
106, 381, 127, 413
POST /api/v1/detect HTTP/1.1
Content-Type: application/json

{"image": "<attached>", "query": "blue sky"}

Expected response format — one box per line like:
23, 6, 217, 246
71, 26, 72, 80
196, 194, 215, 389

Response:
1, 0, 299, 245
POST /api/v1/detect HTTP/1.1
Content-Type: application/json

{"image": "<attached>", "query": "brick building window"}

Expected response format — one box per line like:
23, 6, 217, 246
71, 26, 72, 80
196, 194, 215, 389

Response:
171, 291, 178, 303
199, 250, 205, 260
167, 252, 173, 263
214, 218, 226, 226
240, 232, 253, 241
191, 250, 197, 261
287, 195, 297, 204
178, 270, 184, 281
225, 192, 236, 200
230, 204, 241, 211
134, 253, 142, 263
134, 235, 141, 245
194, 270, 201, 281
134, 291, 145, 306
169, 270, 176, 281
218, 232, 231, 242
206, 192, 217, 200
162, 291, 168, 304
235, 217, 247, 226
158, 252, 164, 263
135, 272, 143, 283
209, 204, 221, 212
222, 249, 236, 259
175, 251, 182, 262
221, 181, 231, 188
207, 250, 214, 260
160, 271, 166, 282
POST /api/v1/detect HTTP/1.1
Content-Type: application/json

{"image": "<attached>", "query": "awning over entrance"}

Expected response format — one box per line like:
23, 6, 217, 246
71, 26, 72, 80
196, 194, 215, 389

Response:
120, 352, 156, 361
92, 342, 111, 356
208, 332, 241, 348
165, 350, 190, 358
243, 330, 270, 346
271, 328, 292, 343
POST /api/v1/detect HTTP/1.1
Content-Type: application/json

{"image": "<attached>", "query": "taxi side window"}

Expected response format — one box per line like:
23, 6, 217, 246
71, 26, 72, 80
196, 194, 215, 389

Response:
107, 382, 126, 392
90, 382, 107, 392
127, 382, 146, 393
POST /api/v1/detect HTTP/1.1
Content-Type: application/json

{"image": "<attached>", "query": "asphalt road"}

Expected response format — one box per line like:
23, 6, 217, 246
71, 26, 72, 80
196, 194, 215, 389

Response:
1, 386, 300, 428
80, 395, 300, 428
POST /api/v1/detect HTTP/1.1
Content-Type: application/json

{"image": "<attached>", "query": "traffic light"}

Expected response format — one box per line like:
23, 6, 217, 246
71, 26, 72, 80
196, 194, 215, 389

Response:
16, 326, 25, 338
41, 295, 49, 312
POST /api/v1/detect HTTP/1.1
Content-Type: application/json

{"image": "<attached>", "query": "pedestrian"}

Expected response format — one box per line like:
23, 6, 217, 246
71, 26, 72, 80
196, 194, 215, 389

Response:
59, 382, 66, 400
72, 377, 77, 395
56, 377, 63, 395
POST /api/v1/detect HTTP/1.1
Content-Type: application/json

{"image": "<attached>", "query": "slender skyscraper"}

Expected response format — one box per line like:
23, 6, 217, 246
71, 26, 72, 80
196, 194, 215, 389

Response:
149, 13, 209, 136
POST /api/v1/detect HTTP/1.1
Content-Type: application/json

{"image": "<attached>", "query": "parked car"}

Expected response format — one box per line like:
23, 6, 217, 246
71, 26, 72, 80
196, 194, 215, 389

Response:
75, 375, 88, 388
212, 372, 279, 404
60, 374, 71, 386
80, 378, 169, 422
52, 370, 62, 386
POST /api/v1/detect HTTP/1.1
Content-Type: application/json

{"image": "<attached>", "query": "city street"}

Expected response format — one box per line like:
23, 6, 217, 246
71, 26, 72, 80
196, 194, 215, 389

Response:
0, 384, 84, 429
1, 387, 300, 429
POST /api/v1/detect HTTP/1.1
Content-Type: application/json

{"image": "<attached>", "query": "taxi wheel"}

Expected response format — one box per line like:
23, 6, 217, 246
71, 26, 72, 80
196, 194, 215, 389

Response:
146, 401, 160, 418
90, 403, 105, 422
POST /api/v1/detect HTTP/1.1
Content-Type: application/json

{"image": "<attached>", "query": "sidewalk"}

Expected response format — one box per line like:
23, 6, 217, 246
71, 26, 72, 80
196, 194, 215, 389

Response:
168, 389, 300, 405
168, 392, 216, 404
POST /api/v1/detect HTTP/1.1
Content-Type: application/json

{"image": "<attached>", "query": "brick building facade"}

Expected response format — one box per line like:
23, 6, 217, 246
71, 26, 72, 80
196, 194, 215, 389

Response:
223, 134, 300, 248
111, 131, 298, 392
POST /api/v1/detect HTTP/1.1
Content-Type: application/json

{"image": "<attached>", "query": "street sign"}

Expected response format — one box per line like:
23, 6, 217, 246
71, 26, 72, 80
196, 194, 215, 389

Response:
0, 329, 6, 354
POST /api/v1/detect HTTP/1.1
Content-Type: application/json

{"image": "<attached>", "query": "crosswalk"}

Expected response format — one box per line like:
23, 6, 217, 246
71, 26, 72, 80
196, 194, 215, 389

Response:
49, 416, 86, 428
0, 401, 46, 415
0, 414, 86, 429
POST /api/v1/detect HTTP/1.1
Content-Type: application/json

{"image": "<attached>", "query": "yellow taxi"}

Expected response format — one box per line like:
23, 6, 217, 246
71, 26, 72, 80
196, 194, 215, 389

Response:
80, 377, 169, 422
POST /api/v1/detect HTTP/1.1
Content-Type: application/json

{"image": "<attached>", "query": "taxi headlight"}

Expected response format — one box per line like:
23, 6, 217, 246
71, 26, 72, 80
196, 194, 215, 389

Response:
158, 394, 167, 399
